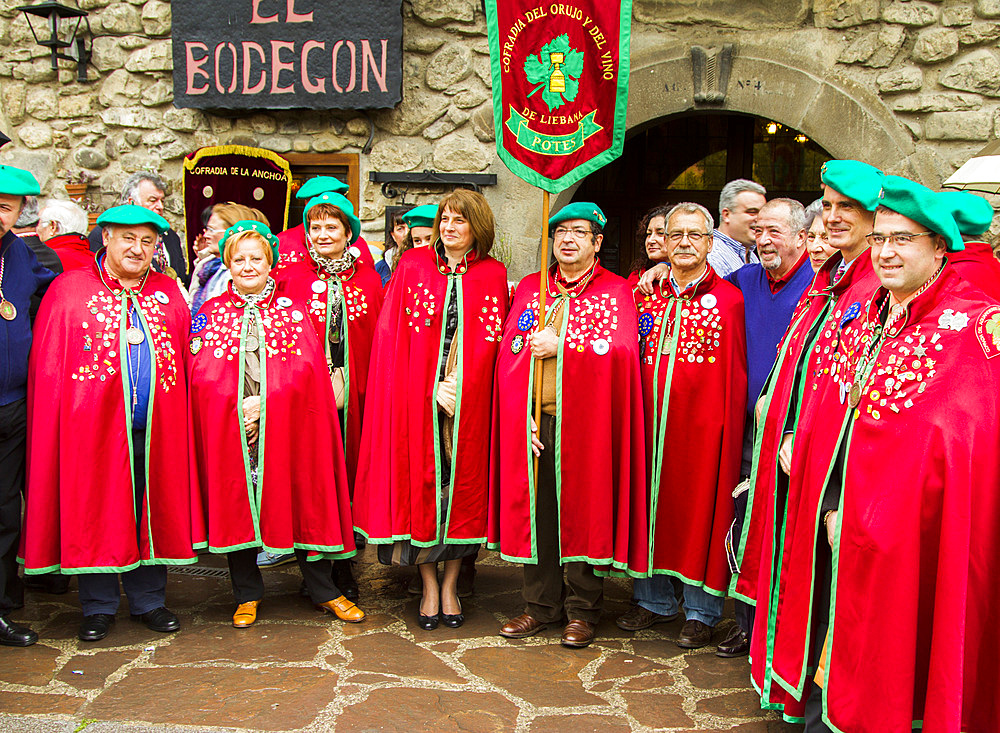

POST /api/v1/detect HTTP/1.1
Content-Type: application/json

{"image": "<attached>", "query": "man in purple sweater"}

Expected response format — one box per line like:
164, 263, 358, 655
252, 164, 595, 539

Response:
720, 197, 813, 657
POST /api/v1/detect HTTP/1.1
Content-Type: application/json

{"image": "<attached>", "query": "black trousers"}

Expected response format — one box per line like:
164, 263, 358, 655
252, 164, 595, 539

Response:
732, 485, 755, 637
522, 414, 604, 624
0, 399, 27, 616
227, 548, 340, 605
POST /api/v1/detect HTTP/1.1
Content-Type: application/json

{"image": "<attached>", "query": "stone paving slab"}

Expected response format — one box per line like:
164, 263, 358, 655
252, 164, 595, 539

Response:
0, 551, 801, 732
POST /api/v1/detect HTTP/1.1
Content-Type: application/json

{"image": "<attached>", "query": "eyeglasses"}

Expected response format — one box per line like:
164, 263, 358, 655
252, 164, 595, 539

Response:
666, 231, 708, 243
865, 232, 933, 246
553, 226, 593, 240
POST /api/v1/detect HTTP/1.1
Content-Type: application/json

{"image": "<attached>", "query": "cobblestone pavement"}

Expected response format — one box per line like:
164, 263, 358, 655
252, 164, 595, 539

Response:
0, 551, 799, 733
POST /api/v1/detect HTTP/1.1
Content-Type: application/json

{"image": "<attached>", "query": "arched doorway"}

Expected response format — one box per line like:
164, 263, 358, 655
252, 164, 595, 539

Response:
573, 112, 833, 275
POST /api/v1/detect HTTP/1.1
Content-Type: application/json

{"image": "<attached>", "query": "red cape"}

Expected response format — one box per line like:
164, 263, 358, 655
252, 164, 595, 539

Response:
274, 255, 384, 490
274, 224, 375, 270
20, 263, 204, 573
188, 284, 355, 555
47, 233, 93, 272
353, 246, 508, 545
736, 251, 879, 719
487, 264, 649, 575
636, 268, 747, 593
819, 268, 1000, 731
948, 240, 1000, 300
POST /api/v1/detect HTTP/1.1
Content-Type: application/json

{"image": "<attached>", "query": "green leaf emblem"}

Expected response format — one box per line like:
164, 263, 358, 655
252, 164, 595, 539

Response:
523, 34, 584, 112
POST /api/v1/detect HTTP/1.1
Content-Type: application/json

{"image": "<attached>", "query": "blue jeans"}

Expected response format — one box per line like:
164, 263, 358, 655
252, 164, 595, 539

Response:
77, 565, 167, 616
634, 574, 724, 627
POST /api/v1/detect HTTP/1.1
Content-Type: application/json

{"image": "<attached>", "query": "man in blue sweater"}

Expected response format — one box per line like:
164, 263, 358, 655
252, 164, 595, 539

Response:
719, 197, 812, 657
0, 165, 57, 646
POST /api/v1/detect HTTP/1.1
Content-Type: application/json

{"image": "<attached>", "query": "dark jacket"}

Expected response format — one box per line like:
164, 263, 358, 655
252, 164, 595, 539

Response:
0, 230, 57, 406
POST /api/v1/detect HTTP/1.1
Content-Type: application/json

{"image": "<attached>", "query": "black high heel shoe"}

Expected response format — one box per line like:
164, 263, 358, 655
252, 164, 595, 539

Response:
441, 599, 464, 629
417, 610, 440, 630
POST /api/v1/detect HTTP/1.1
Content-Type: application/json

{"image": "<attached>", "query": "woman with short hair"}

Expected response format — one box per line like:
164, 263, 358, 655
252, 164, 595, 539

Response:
189, 221, 363, 628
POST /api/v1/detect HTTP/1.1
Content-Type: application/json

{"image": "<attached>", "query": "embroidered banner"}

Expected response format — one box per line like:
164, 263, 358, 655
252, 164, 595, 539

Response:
485, 1, 633, 193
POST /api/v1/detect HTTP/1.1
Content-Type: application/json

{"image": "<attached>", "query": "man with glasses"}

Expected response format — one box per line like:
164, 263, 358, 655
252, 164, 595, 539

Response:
21, 205, 204, 643
796, 177, 1000, 731
491, 202, 648, 649
618, 202, 747, 651
735, 161, 885, 721
716, 198, 812, 657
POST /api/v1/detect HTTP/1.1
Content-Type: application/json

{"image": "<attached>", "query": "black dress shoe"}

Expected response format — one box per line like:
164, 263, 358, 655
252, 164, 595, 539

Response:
417, 611, 439, 630
0, 615, 38, 646
79, 614, 115, 642
715, 625, 750, 657
131, 607, 179, 633
333, 559, 359, 602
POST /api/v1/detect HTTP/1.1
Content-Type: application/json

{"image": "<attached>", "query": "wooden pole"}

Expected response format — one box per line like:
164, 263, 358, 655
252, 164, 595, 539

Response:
532, 189, 550, 491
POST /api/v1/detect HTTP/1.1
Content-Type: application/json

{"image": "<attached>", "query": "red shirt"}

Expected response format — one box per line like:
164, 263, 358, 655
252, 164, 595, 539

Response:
765, 251, 809, 294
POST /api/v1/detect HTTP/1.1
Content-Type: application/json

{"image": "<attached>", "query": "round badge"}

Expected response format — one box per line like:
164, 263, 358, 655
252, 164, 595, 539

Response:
840, 302, 862, 327
517, 308, 536, 332
638, 312, 654, 339
511, 334, 524, 354
191, 313, 208, 334
700, 294, 718, 309
154, 290, 169, 304
348, 246, 361, 259
276, 297, 293, 308
592, 338, 610, 355
291, 310, 304, 322
213, 347, 224, 359
311, 280, 327, 294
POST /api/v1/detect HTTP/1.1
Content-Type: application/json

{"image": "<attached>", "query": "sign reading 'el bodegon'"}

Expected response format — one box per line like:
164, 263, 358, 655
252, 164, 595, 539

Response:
171, 0, 403, 110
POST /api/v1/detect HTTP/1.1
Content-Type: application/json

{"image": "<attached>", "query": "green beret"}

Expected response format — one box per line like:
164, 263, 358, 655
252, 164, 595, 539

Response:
549, 201, 607, 229
401, 204, 438, 230
820, 160, 884, 212
303, 192, 361, 245
938, 191, 994, 237
220, 220, 280, 264
877, 175, 964, 252
97, 204, 169, 235
0, 164, 40, 197
296, 176, 349, 200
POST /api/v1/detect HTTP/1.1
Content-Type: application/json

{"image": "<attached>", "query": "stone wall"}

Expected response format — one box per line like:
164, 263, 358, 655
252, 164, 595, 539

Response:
0, 0, 997, 278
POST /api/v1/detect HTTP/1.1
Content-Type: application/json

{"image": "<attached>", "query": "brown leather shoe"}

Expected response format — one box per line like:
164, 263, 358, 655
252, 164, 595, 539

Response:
232, 600, 260, 628
317, 595, 365, 623
561, 619, 596, 648
499, 613, 548, 639
715, 624, 750, 657
676, 619, 713, 649
616, 604, 679, 631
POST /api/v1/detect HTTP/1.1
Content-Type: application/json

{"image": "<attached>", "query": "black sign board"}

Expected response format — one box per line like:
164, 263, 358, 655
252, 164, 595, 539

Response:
172, 0, 402, 110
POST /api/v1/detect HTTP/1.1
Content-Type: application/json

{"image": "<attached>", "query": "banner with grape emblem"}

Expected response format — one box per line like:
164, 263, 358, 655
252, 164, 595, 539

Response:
485, 1, 633, 193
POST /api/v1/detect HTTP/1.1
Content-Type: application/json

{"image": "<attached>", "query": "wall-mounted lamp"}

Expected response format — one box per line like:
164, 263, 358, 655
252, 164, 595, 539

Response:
17, 1, 92, 83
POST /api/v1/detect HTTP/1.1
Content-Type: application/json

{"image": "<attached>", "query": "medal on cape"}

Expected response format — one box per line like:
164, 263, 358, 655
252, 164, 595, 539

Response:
840, 302, 861, 328
592, 338, 610, 356
154, 290, 170, 304
511, 334, 524, 354
311, 280, 327, 294
126, 327, 145, 345
848, 382, 861, 408
638, 312, 654, 339
0, 299, 15, 321
190, 336, 203, 355
191, 313, 208, 334
517, 308, 536, 332
245, 333, 260, 351
700, 293, 717, 309
277, 296, 293, 308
